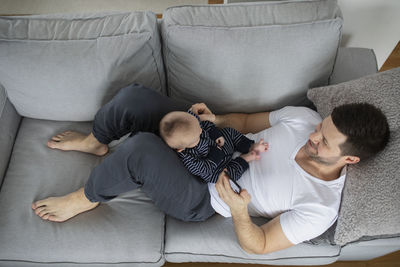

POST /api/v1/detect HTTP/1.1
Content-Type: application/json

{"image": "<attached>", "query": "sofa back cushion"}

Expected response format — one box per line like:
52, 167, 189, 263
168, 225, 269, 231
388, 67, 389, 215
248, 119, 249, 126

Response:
0, 12, 165, 121
0, 85, 21, 186
161, 0, 343, 114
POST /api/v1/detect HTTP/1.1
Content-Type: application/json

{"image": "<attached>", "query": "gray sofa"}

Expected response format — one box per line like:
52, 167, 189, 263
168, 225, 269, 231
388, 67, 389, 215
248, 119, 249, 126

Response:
0, 0, 399, 266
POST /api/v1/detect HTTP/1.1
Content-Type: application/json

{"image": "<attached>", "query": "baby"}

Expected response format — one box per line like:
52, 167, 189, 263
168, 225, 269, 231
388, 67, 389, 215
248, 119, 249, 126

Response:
159, 109, 268, 184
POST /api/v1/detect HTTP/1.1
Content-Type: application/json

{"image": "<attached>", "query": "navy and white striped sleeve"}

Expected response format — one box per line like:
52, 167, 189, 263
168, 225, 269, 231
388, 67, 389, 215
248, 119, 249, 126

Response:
178, 147, 224, 183
200, 120, 223, 140
224, 127, 254, 153
224, 157, 249, 181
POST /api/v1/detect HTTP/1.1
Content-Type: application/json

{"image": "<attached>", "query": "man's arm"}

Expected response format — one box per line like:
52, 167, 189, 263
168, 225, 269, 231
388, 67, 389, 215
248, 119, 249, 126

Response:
215, 112, 271, 135
216, 172, 294, 254
190, 103, 271, 134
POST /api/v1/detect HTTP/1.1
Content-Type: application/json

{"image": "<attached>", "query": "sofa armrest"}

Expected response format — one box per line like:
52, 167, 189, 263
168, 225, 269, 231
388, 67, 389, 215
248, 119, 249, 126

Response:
329, 47, 378, 85
0, 84, 21, 186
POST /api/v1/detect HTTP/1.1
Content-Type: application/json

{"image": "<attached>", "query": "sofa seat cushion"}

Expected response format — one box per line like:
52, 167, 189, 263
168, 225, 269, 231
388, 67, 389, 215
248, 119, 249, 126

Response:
164, 215, 340, 264
0, 118, 165, 266
161, 0, 343, 114
0, 12, 165, 121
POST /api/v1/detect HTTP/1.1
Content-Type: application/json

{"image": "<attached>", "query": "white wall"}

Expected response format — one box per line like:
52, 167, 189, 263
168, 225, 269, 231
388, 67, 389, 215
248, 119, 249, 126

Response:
338, 0, 400, 69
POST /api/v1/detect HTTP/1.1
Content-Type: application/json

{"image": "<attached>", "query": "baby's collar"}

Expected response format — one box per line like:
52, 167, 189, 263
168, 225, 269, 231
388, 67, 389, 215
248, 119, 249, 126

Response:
187, 109, 201, 123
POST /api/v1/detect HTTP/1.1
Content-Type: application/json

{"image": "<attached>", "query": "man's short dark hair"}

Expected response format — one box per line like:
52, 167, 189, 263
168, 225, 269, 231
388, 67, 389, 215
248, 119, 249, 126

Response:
331, 103, 390, 161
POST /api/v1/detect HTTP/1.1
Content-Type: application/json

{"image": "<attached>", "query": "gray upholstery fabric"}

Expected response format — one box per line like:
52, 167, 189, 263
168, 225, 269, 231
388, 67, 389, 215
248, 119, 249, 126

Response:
164, 215, 340, 264
329, 47, 378, 85
307, 67, 400, 246
163, 0, 341, 26
0, 118, 165, 266
0, 12, 165, 121
338, 236, 400, 261
0, 84, 21, 186
161, 0, 343, 114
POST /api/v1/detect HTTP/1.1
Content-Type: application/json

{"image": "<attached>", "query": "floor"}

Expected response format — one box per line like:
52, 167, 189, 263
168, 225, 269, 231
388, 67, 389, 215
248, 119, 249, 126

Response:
163, 249, 400, 266
380, 41, 400, 72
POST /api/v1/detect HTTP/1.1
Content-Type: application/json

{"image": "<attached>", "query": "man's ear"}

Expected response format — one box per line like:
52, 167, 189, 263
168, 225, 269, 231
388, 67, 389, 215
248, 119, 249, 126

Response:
344, 156, 360, 165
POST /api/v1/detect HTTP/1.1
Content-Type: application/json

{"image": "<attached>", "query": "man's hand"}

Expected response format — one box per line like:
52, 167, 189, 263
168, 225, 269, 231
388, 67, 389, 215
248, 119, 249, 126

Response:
190, 103, 216, 122
216, 171, 251, 215
216, 172, 294, 255
216, 136, 225, 148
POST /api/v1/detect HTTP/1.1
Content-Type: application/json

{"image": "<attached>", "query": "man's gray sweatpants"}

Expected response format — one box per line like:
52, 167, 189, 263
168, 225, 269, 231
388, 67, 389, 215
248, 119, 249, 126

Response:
84, 83, 215, 222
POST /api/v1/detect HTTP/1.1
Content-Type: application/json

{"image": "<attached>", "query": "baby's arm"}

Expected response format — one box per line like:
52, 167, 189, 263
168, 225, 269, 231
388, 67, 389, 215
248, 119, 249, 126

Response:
178, 146, 225, 183
202, 120, 226, 148
222, 127, 255, 154
223, 157, 249, 182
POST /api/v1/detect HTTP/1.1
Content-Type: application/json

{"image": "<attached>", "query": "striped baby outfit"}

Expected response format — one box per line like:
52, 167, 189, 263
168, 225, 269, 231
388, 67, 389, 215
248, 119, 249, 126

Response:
178, 110, 254, 183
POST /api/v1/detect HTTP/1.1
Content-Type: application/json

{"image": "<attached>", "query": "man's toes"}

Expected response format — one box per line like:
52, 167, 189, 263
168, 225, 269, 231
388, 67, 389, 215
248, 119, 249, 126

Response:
33, 198, 52, 210
32, 200, 45, 209
47, 140, 57, 147
38, 209, 49, 218
48, 215, 64, 223
42, 214, 51, 220
47, 140, 61, 149
51, 135, 62, 141
35, 207, 46, 215
50, 137, 61, 143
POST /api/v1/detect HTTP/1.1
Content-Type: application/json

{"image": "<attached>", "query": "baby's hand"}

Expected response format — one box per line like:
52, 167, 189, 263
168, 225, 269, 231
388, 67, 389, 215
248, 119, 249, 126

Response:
216, 136, 225, 148
251, 138, 269, 154
240, 151, 260, 163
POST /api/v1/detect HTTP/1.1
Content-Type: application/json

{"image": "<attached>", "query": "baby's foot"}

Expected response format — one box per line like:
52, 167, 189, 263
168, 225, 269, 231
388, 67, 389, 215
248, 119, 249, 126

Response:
47, 131, 108, 156
241, 150, 260, 162
251, 139, 269, 154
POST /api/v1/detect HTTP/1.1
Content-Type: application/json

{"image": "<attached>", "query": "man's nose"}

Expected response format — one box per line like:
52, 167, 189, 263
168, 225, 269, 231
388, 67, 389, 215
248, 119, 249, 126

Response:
309, 131, 322, 144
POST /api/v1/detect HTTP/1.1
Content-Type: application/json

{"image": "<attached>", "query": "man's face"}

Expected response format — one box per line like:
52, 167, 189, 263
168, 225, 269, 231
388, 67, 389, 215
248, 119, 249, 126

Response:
304, 116, 348, 166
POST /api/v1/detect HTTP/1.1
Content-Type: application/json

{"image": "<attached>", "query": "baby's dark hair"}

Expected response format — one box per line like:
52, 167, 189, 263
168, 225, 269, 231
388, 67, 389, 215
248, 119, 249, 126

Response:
331, 103, 390, 161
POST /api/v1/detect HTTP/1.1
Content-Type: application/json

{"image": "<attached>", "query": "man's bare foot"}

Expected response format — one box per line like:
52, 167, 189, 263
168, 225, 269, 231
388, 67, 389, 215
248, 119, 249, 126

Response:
47, 131, 108, 156
32, 188, 99, 222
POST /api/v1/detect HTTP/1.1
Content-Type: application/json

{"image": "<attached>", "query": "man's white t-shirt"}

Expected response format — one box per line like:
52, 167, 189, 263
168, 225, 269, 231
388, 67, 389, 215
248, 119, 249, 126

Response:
208, 106, 346, 245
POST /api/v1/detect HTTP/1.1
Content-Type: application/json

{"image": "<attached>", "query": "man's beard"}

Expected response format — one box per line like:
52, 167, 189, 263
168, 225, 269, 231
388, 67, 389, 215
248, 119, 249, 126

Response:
304, 142, 341, 166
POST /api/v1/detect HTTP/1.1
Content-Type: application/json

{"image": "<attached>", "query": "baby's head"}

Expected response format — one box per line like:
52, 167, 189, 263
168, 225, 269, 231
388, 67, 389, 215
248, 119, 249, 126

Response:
159, 111, 202, 152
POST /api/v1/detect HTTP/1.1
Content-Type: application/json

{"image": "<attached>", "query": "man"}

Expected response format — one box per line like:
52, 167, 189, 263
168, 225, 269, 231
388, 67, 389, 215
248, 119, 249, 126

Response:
31, 84, 390, 255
